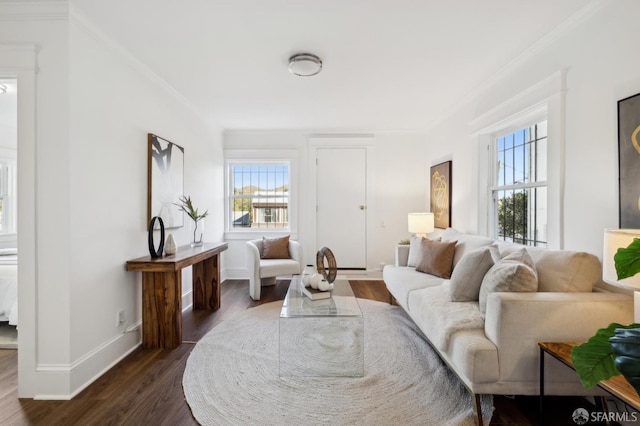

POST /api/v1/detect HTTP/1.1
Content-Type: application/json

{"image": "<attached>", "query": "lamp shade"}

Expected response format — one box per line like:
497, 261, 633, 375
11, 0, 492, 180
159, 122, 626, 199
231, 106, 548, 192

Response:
408, 213, 434, 237
603, 228, 640, 289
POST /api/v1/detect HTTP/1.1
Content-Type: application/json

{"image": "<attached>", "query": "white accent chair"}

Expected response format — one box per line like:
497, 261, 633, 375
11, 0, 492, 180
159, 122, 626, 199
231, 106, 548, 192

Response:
246, 238, 304, 300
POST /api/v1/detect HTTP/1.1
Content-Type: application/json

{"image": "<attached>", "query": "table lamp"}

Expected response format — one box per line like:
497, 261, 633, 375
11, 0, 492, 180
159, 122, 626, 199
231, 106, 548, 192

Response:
603, 228, 640, 322
408, 212, 435, 238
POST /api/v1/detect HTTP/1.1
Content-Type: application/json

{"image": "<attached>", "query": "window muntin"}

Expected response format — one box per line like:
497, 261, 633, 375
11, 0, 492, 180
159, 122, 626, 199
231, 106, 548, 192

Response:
492, 120, 547, 247
229, 163, 289, 230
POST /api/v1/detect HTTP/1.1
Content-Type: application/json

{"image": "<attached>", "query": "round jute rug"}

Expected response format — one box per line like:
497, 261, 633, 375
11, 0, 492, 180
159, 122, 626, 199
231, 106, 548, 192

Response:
183, 299, 493, 426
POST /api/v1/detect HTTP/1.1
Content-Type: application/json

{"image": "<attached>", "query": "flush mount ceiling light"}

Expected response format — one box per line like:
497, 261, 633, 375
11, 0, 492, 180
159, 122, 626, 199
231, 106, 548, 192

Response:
288, 53, 322, 77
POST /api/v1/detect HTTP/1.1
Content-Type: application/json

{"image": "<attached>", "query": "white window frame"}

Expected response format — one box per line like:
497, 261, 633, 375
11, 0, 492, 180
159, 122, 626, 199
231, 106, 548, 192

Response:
470, 71, 566, 249
224, 150, 297, 240
489, 119, 548, 246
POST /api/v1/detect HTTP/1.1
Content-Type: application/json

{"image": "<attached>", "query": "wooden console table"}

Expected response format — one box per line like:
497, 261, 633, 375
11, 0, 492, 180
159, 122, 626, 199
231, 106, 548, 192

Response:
539, 341, 640, 423
126, 242, 228, 349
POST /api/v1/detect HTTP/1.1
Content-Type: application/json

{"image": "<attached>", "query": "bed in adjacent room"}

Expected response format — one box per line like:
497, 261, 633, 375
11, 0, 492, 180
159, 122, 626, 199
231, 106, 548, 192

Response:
0, 249, 18, 326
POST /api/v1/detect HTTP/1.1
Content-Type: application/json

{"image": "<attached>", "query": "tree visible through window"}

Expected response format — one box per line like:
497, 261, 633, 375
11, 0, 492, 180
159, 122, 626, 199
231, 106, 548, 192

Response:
230, 163, 289, 229
492, 121, 548, 246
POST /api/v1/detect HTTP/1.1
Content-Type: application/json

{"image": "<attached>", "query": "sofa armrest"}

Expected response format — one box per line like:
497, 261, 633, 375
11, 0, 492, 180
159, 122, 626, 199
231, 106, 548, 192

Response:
396, 245, 410, 267
484, 292, 633, 383
288, 240, 304, 274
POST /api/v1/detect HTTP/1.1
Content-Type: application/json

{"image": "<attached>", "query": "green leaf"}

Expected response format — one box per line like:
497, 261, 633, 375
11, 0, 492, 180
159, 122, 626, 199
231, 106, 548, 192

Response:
571, 323, 640, 389
174, 195, 209, 222
614, 238, 640, 280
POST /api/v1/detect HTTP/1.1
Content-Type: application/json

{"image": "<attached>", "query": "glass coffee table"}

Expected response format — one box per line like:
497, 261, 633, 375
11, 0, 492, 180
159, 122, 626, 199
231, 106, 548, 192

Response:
279, 276, 364, 377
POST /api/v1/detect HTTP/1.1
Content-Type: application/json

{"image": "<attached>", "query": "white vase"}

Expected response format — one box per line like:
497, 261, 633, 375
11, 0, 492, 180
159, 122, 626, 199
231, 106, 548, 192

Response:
190, 219, 204, 247
165, 234, 177, 255
301, 265, 315, 287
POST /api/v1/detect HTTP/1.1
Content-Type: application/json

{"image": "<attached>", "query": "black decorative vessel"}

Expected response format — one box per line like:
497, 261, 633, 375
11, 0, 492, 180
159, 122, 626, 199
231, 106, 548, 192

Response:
610, 327, 640, 395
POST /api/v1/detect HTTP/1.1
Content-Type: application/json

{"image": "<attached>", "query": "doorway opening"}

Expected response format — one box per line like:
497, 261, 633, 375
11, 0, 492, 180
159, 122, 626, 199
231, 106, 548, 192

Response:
0, 78, 18, 349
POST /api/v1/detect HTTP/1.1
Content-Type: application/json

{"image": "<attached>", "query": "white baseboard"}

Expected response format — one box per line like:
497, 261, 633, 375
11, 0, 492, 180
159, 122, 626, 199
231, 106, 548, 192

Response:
34, 327, 141, 400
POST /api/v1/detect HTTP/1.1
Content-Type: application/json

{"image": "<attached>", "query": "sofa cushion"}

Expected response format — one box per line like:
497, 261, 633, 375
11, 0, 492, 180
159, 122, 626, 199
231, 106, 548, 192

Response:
407, 235, 422, 267
261, 235, 290, 259
479, 249, 538, 315
415, 238, 457, 278
383, 266, 445, 311
450, 246, 498, 302
441, 228, 495, 267
408, 282, 485, 351
499, 244, 601, 292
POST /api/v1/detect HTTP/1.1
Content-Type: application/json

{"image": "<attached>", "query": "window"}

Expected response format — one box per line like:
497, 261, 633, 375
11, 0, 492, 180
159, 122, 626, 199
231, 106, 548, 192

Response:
229, 163, 289, 230
491, 120, 547, 246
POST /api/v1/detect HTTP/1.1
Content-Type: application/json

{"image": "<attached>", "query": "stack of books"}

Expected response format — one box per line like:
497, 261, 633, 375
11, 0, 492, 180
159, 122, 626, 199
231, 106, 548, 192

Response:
302, 286, 331, 300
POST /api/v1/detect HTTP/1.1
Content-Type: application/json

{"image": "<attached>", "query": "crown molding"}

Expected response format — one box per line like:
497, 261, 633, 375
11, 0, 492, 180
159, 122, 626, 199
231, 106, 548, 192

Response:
68, 6, 211, 128
0, 1, 68, 21
422, 0, 611, 132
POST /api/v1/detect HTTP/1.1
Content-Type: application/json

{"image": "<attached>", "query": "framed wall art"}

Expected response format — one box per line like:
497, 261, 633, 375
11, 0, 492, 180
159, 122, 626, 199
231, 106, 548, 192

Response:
148, 133, 184, 229
430, 161, 452, 229
618, 93, 640, 228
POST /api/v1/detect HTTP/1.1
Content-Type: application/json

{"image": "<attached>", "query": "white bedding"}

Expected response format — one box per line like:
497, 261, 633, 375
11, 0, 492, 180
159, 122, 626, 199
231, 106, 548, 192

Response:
0, 259, 17, 326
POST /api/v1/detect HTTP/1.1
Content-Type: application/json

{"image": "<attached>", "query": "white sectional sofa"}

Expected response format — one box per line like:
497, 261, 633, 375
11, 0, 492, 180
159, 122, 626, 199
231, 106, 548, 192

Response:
383, 228, 634, 425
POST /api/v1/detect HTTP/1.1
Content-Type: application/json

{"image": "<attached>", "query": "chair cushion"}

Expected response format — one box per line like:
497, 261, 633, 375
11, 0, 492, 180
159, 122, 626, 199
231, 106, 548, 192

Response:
259, 259, 301, 278
262, 235, 290, 259
415, 238, 457, 279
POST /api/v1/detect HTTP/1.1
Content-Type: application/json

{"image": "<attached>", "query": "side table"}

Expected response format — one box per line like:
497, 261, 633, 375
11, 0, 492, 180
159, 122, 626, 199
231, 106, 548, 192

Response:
539, 341, 640, 423
126, 242, 228, 349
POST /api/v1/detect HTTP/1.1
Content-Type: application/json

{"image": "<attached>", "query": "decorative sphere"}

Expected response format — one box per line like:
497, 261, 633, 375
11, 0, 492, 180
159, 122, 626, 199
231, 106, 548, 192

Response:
310, 273, 322, 289
317, 279, 334, 292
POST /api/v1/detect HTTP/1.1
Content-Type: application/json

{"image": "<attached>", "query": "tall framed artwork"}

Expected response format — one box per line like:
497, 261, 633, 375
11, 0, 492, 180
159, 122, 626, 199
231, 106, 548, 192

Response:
618, 93, 640, 228
148, 133, 184, 229
430, 161, 452, 229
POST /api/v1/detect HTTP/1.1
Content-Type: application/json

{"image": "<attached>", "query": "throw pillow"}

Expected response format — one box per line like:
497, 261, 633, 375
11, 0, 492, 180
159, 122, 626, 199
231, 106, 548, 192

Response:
261, 235, 291, 259
415, 238, 457, 279
449, 246, 498, 302
407, 235, 423, 267
478, 248, 538, 315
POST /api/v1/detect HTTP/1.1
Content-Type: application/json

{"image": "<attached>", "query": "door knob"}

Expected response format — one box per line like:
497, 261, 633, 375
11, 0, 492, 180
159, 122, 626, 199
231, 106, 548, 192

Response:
359, 205, 365, 210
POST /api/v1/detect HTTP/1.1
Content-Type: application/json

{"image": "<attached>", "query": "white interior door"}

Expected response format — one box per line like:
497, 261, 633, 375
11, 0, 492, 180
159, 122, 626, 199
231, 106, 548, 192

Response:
316, 147, 367, 269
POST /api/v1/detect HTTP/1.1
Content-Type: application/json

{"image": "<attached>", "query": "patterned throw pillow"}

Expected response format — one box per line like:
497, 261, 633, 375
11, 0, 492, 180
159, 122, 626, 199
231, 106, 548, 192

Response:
478, 248, 538, 315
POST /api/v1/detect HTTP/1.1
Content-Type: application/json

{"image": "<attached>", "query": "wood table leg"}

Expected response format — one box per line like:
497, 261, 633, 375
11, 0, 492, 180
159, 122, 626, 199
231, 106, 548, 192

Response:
141, 271, 182, 349
540, 346, 545, 425
193, 254, 220, 310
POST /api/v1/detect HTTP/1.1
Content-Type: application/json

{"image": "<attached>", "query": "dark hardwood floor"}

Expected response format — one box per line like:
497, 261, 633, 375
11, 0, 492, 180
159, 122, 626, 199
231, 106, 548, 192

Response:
0, 279, 611, 425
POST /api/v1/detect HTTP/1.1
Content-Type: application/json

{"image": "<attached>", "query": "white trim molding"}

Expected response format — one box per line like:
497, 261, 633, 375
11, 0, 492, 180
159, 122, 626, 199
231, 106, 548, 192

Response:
0, 1, 68, 21
471, 71, 566, 249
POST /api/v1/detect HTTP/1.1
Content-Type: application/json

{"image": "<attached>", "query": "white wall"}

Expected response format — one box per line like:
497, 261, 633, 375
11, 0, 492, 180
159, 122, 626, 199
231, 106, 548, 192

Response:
421, 0, 640, 258
222, 131, 431, 276
67, 13, 224, 395
223, 2, 640, 273
1, 4, 223, 398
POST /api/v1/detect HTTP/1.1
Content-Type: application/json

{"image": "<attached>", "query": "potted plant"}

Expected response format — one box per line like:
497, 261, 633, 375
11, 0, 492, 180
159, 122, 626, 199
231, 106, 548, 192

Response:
572, 238, 640, 393
175, 195, 208, 247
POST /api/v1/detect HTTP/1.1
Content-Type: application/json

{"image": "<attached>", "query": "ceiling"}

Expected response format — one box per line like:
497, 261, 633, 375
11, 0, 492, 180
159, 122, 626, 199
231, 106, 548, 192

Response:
68, 1, 594, 131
